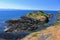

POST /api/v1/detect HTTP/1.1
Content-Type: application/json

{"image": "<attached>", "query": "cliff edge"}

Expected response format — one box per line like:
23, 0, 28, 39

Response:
21, 24, 60, 40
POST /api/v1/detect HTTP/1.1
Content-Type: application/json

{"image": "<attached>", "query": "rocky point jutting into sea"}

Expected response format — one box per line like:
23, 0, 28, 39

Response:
4, 10, 53, 33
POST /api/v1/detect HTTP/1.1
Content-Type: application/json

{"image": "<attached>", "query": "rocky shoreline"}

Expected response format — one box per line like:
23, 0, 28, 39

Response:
4, 10, 53, 33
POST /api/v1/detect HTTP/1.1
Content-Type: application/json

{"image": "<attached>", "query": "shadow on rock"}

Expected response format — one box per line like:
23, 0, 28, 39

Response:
0, 32, 29, 40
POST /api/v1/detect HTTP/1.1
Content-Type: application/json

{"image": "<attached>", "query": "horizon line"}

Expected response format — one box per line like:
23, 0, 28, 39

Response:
0, 8, 59, 11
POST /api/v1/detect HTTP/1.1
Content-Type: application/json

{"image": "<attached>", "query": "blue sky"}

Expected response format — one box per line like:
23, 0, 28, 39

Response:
0, 0, 60, 10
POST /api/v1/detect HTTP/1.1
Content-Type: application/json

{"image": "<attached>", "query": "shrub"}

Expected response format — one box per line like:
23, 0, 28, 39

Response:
53, 22, 60, 26
32, 33, 39, 37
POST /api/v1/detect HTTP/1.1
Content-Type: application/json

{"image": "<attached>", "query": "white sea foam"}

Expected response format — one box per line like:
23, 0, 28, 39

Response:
4, 26, 10, 31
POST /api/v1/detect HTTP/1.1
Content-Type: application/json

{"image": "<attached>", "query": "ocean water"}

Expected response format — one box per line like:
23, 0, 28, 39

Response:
0, 10, 58, 32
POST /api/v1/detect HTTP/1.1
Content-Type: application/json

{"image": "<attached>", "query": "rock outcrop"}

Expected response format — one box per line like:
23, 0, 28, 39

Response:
4, 10, 53, 33
57, 11, 60, 23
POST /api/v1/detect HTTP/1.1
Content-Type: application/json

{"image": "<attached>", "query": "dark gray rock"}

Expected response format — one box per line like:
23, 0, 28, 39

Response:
5, 16, 49, 32
0, 32, 29, 40
5, 11, 53, 33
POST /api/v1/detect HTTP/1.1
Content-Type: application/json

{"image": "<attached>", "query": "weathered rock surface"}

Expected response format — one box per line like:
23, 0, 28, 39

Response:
5, 11, 53, 32
21, 24, 60, 40
57, 11, 60, 23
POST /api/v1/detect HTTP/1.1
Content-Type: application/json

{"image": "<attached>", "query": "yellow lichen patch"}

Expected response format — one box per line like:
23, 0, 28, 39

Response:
36, 16, 46, 20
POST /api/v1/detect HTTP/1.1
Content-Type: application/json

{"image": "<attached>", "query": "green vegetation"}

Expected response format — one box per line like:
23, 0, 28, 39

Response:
32, 33, 39, 37
39, 13, 46, 16
53, 22, 60, 26
29, 13, 33, 15
39, 10, 45, 13
27, 10, 47, 19
29, 10, 46, 16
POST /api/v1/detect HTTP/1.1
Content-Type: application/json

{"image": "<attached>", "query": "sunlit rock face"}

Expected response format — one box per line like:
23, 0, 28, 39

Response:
21, 24, 60, 40
4, 10, 53, 33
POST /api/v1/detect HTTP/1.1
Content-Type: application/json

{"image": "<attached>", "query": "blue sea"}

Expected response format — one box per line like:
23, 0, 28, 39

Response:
0, 10, 58, 32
